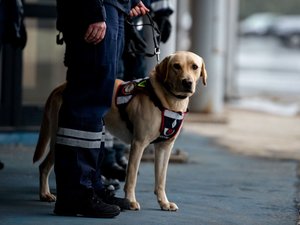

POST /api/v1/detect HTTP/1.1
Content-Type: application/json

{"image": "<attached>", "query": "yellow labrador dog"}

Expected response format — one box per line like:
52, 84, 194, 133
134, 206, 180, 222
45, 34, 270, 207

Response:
33, 51, 207, 211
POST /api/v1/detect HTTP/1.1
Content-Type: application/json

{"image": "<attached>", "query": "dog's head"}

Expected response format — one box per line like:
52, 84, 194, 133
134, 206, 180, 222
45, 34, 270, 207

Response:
155, 51, 207, 99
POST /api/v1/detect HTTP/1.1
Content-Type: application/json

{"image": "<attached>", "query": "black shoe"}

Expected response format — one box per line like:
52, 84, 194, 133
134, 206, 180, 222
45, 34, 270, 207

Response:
54, 190, 120, 218
97, 188, 130, 210
102, 163, 126, 182
102, 175, 121, 190
117, 155, 128, 170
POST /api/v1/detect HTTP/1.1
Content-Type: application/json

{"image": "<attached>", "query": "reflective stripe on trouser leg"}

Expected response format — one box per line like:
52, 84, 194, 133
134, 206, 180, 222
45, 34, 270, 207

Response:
104, 129, 114, 148
93, 125, 106, 192
56, 127, 104, 149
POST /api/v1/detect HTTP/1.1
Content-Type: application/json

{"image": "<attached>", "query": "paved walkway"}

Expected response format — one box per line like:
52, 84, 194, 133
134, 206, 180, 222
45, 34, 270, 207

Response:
0, 127, 299, 225
185, 107, 300, 161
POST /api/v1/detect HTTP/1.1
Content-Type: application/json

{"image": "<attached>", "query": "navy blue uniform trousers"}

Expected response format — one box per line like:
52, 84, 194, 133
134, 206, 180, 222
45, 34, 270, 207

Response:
54, 3, 125, 205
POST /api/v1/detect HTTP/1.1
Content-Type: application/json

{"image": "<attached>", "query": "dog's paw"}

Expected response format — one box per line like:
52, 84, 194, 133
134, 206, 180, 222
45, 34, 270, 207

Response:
40, 193, 56, 202
129, 201, 141, 210
160, 201, 178, 211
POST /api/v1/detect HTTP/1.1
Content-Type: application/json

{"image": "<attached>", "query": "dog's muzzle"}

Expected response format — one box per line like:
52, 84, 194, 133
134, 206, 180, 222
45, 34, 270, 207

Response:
181, 79, 193, 93
163, 82, 190, 99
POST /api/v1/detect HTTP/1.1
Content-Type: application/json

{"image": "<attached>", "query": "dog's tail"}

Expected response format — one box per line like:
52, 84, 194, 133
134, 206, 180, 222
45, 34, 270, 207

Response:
33, 84, 64, 163
33, 91, 53, 163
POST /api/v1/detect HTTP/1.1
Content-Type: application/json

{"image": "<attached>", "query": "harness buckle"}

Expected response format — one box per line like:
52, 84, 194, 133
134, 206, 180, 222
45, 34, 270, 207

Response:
155, 47, 161, 62
56, 32, 64, 45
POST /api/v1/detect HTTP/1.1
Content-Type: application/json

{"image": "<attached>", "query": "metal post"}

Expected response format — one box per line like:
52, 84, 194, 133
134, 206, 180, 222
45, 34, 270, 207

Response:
224, 0, 239, 100
176, 0, 192, 50
189, 0, 227, 114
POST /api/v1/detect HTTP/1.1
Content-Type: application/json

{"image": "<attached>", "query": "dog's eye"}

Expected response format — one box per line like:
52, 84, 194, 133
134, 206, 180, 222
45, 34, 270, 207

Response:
173, 63, 181, 70
192, 64, 198, 70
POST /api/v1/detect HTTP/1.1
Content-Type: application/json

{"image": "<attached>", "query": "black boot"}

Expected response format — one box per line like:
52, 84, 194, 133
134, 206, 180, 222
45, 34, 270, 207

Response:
102, 162, 126, 181
102, 147, 126, 181
0, 160, 4, 170
97, 188, 130, 210
54, 189, 120, 218
114, 139, 129, 170
102, 175, 121, 190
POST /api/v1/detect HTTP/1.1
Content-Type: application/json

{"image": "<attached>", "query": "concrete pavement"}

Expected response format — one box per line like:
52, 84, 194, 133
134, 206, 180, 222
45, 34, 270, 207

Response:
0, 128, 299, 225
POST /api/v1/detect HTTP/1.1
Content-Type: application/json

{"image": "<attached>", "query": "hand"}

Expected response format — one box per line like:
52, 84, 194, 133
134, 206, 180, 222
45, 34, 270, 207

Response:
129, 1, 150, 18
84, 21, 106, 44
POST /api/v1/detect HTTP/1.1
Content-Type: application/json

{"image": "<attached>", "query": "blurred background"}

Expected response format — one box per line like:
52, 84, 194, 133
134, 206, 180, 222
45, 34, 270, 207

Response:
0, 0, 300, 128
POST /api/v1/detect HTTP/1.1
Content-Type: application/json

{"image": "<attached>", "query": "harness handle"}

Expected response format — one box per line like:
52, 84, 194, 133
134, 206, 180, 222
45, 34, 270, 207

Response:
126, 12, 161, 63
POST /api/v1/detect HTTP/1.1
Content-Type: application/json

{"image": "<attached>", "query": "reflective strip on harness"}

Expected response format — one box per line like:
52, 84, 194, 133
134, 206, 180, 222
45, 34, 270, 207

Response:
164, 109, 184, 120
117, 95, 133, 105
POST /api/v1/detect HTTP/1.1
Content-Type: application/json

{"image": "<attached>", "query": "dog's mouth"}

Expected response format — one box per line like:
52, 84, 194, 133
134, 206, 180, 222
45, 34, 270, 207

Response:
182, 88, 194, 94
163, 82, 194, 99
178, 90, 194, 97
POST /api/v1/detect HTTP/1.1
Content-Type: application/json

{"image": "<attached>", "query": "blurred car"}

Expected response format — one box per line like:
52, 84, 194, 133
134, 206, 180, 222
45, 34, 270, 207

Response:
273, 15, 300, 47
239, 13, 278, 36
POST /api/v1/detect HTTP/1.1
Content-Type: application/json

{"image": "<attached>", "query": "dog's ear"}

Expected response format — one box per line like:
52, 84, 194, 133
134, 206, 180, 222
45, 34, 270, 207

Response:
200, 61, 207, 86
155, 55, 171, 82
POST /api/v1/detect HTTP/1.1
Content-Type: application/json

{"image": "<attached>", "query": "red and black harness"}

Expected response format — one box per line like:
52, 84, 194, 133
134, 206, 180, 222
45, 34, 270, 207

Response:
116, 78, 187, 143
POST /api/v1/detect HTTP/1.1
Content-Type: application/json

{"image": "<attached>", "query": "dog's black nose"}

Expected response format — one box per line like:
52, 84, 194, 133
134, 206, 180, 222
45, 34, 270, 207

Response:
182, 79, 192, 90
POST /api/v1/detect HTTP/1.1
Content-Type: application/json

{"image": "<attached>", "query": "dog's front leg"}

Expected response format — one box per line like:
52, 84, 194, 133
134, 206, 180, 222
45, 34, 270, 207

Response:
154, 141, 178, 211
124, 140, 147, 210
